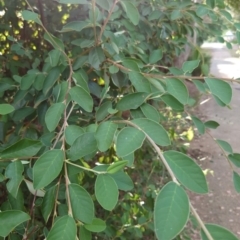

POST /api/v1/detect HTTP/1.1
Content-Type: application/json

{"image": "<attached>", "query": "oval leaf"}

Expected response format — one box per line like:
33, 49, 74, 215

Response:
229, 153, 240, 167
166, 78, 189, 104
233, 171, 240, 193
95, 122, 118, 152
216, 139, 233, 154
69, 86, 93, 112
47, 215, 77, 240
95, 174, 119, 211
149, 49, 163, 64
69, 132, 97, 161
132, 118, 170, 146
192, 116, 205, 134
182, 60, 200, 74
0, 210, 30, 237
201, 224, 239, 240
0, 139, 42, 159
0, 104, 15, 115
116, 92, 149, 111
140, 103, 160, 123
120, 1, 140, 25
205, 78, 232, 105
154, 182, 189, 240
33, 150, 64, 189
116, 127, 145, 157
84, 218, 106, 233
45, 103, 65, 132
65, 125, 84, 145
69, 184, 94, 224
163, 151, 208, 193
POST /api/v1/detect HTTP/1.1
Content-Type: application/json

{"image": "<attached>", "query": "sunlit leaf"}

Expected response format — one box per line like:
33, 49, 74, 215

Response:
0, 104, 15, 115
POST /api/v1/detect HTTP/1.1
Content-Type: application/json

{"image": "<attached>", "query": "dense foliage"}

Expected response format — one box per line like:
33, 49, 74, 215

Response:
0, 0, 240, 239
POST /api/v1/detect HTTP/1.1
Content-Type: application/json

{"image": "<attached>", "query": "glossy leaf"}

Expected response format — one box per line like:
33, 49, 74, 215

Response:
228, 153, 240, 167
216, 139, 233, 154
132, 118, 170, 146
5, 161, 24, 198
95, 122, 118, 152
107, 160, 128, 174
163, 151, 208, 193
120, 1, 140, 25
47, 215, 77, 240
166, 78, 189, 104
0, 139, 42, 159
233, 171, 240, 193
69, 184, 94, 224
69, 86, 93, 112
65, 125, 84, 145
33, 150, 64, 189
84, 218, 106, 233
116, 92, 149, 111
192, 116, 205, 134
0, 211, 30, 237
95, 174, 119, 211
69, 132, 97, 160
205, 78, 232, 105
41, 185, 57, 223
182, 60, 200, 73
201, 224, 239, 240
154, 182, 189, 240
116, 127, 145, 157
45, 103, 65, 132
0, 104, 15, 115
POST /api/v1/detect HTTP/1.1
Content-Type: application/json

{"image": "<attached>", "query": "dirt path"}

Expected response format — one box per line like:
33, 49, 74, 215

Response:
189, 43, 240, 238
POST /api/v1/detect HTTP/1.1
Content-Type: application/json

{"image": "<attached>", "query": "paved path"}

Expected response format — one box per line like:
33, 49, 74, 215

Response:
189, 43, 240, 238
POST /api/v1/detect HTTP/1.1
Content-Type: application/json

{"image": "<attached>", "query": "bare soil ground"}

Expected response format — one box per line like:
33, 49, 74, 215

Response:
188, 43, 240, 239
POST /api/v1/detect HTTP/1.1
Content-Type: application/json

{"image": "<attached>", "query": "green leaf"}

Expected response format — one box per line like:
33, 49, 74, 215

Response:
205, 78, 232, 105
204, 120, 220, 129
0, 211, 30, 237
95, 122, 118, 152
69, 132, 97, 160
45, 103, 65, 132
49, 49, 61, 67
84, 218, 106, 233
69, 86, 93, 112
0, 139, 42, 159
69, 184, 94, 224
201, 224, 239, 240
170, 10, 183, 20
107, 160, 128, 174
96, 101, 112, 121
228, 153, 240, 167
191, 116, 205, 134
47, 215, 77, 240
111, 170, 134, 191
44, 33, 64, 50
233, 171, 240, 193
163, 151, 208, 193
166, 78, 189, 104
79, 226, 92, 240
116, 92, 149, 111
161, 94, 184, 111
61, 21, 92, 32
59, 0, 88, 4
120, 1, 140, 25
33, 150, 64, 189
0, 104, 15, 115
95, 174, 119, 211
140, 103, 160, 123
149, 49, 163, 64
22, 10, 41, 24
5, 161, 24, 198
216, 139, 233, 154
41, 185, 57, 223
116, 127, 145, 157
154, 182, 189, 240
20, 73, 36, 90
182, 60, 200, 74
128, 72, 151, 93
132, 118, 170, 146
65, 125, 84, 145
43, 67, 61, 95
88, 47, 105, 70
